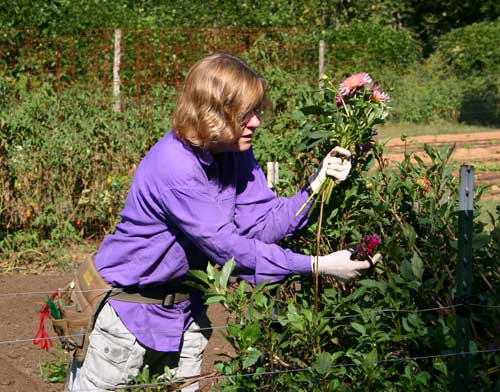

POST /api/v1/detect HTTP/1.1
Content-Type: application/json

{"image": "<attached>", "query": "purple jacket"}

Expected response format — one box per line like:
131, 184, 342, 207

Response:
95, 131, 312, 351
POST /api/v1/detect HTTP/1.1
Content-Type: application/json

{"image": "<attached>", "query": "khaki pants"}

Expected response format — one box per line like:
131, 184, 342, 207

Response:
67, 302, 211, 392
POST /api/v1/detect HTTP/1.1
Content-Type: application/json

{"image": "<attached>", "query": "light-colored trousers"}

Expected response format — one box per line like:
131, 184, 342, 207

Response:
67, 302, 211, 392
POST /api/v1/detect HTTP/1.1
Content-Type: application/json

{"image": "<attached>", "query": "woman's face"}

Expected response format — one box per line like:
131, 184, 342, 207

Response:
212, 111, 261, 153
234, 111, 260, 152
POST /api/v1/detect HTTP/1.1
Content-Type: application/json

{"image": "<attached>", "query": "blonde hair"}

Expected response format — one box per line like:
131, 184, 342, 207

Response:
171, 52, 268, 150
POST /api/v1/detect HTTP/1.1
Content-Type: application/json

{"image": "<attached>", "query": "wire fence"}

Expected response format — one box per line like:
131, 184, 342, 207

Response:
0, 286, 497, 390
0, 28, 314, 98
1, 27, 498, 122
0, 268, 497, 388
0, 27, 404, 111
0, 289, 497, 347
17, 348, 496, 392
2, 302, 497, 346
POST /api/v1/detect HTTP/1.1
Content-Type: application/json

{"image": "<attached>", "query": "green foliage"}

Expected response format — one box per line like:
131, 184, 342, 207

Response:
434, 20, 500, 125
192, 138, 499, 390
323, 22, 421, 78
385, 54, 467, 123
124, 364, 179, 391
0, 0, 137, 34
436, 20, 500, 78
40, 358, 67, 383
410, 1, 500, 54
0, 79, 175, 266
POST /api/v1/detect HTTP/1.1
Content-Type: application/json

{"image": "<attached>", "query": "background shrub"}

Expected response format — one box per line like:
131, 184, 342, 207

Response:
323, 22, 421, 78
0, 81, 175, 261
435, 19, 500, 125
385, 54, 466, 123
436, 20, 500, 78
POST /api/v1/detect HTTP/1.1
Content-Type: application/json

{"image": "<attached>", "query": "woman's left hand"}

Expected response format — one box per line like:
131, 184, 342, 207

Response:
308, 146, 352, 193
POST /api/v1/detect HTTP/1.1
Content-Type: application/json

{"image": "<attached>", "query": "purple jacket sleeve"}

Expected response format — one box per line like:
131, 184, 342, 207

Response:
160, 186, 311, 285
234, 150, 312, 244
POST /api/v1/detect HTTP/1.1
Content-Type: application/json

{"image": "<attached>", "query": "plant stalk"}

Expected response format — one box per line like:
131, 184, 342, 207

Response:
314, 188, 326, 353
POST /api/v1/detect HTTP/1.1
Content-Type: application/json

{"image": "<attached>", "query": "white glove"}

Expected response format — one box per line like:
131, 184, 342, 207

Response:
308, 146, 352, 193
311, 250, 381, 282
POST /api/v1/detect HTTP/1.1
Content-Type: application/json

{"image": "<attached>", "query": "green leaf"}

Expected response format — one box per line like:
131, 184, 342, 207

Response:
411, 252, 424, 281
242, 322, 261, 345
186, 269, 209, 285
301, 105, 324, 115
218, 258, 235, 289
291, 110, 304, 121
402, 223, 417, 248
416, 371, 430, 385
205, 295, 226, 305
227, 323, 241, 337
364, 348, 377, 365
400, 259, 414, 281
433, 358, 448, 376
308, 130, 330, 139
359, 279, 387, 294
350, 322, 366, 335
207, 263, 216, 281
242, 347, 261, 368
182, 281, 208, 292
314, 352, 333, 375
402, 317, 412, 333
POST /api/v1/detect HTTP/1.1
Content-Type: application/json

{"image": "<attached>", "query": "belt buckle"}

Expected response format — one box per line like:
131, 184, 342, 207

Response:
162, 293, 175, 307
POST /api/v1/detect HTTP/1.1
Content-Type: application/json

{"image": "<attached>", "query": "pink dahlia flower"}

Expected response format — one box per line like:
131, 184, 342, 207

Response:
365, 234, 381, 253
357, 234, 381, 257
339, 72, 372, 96
370, 85, 390, 104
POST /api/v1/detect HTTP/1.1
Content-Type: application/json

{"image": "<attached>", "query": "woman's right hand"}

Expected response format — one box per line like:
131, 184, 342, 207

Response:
311, 250, 381, 282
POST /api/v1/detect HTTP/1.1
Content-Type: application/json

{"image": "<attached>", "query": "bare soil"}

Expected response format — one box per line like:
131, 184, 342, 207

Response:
0, 131, 498, 391
383, 130, 500, 199
0, 271, 232, 391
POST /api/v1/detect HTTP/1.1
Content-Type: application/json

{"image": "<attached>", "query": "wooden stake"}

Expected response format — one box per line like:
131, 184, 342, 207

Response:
113, 28, 122, 113
319, 39, 325, 94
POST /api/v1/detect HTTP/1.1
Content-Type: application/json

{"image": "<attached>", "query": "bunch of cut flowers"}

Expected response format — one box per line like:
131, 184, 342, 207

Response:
296, 72, 391, 216
294, 71, 389, 326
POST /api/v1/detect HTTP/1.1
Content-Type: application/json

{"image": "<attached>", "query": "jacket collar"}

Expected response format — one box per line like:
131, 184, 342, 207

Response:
193, 146, 215, 167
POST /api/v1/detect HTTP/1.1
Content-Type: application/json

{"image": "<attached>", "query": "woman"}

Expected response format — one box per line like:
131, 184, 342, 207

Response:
68, 52, 379, 391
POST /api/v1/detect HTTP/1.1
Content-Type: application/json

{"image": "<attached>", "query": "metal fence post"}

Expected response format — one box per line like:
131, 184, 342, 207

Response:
454, 164, 474, 390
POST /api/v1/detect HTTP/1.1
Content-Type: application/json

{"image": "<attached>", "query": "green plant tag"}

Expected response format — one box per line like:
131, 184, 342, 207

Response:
47, 298, 61, 319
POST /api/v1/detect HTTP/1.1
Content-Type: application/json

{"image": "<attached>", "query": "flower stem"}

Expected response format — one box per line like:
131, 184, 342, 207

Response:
295, 189, 316, 217
314, 188, 326, 353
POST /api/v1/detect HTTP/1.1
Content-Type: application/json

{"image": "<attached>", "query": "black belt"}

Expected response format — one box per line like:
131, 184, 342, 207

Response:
108, 285, 195, 307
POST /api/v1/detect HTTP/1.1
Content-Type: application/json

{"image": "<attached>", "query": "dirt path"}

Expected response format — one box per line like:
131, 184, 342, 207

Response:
0, 273, 69, 392
383, 130, 500, 199
0, 271, 232, 391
